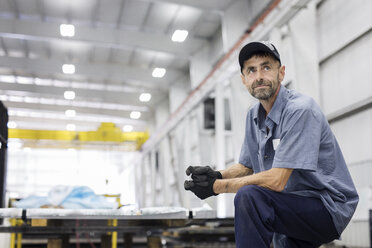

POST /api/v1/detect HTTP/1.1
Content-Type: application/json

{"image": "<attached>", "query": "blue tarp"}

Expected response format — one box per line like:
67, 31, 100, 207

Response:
13, 185, 115, 209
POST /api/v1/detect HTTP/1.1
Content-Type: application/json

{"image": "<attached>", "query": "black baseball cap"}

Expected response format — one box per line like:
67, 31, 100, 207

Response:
239, 41, 281, 73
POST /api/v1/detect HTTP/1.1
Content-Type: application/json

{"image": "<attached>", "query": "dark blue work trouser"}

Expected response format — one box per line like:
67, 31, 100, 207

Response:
234, 185, 339, 248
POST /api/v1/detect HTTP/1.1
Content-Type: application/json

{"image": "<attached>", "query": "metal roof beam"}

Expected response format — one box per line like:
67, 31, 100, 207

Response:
138, 0, 228, 12
3, 100, 148, 116
7, 107, 147, 126
0, 18, 206, 59
0, 56, 184, 90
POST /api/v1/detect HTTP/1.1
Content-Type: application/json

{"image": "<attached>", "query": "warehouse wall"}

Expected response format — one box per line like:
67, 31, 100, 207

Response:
317, 0, 372, 246
141, 0, 372, 245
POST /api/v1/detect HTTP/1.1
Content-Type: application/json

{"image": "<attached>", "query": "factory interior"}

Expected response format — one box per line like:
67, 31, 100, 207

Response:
0, 0, 371, 247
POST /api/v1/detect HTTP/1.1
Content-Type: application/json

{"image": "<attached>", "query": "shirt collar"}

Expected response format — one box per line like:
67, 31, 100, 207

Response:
253, 85, 287, 126
267, 85, 287, 125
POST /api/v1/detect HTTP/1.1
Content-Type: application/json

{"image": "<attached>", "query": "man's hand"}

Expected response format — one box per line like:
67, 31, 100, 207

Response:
186, 165, 222, 181
184, 165, 222, 200
184, 178, 216, 200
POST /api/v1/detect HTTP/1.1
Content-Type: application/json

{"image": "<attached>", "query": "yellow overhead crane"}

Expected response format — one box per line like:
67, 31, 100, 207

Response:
8, 122, 149, 150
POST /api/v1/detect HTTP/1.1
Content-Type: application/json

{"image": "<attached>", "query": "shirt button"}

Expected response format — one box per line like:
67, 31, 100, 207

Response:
264, 155, 269, 159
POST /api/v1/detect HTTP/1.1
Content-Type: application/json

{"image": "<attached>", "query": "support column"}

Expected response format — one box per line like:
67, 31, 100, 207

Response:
183, 118, 192, 208
215, 81, 226, 217
0, 102, 8, 220
138, 156, 146, 207
150, 150, 156, 206
160, 137, 172, 206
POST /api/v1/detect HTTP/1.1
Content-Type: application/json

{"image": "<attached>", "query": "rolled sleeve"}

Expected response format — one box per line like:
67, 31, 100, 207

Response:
239, 134, 252, 169
238, 112, 254, 169
273, 108, 321, 171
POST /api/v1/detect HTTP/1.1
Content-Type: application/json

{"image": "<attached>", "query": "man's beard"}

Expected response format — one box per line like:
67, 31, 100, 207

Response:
250, 78, 279, 100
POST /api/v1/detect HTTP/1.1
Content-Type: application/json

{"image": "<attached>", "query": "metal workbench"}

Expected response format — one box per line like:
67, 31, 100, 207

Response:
0, 207, 234, 248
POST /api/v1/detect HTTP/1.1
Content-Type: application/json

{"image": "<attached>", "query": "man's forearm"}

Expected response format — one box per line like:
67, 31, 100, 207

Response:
220, 163, 253, 179
214, 168, 293, 193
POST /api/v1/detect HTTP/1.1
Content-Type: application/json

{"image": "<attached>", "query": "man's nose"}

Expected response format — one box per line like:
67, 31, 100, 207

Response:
254, 69, 264, 81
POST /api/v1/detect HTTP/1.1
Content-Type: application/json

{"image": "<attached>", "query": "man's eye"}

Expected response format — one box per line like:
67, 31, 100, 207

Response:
248, 68, 255, 73
264, 66, 271, 71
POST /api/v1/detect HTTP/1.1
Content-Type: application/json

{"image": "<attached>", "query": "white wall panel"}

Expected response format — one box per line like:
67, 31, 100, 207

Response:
318, 0, 372, 61
334, 220, 370, 247
169, 81, 189, 113
189, 46, 212, 89
330, 108, 372, 165
318, 2, 372, 245
222, 0, 250, 51
222, 0, 271, 51
319, 30, 372, 115
288, 1, 320, 103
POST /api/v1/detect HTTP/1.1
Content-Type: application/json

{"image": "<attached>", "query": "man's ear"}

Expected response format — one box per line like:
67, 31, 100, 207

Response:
279, 65, 285, 83
240, 73, 246, 85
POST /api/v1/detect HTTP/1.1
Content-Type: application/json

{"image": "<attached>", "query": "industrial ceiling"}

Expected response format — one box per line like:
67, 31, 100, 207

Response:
0, 0, 237, 134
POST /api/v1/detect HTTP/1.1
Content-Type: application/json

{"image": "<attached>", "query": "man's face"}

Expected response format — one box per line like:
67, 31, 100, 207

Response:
240, 55, 285, 101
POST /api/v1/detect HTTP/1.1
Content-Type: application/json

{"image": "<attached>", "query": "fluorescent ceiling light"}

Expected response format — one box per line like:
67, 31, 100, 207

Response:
172, 30, 188, 42
35, 78, 52, 86
7, 121, 17, 129
130, 111, 141, 119
66, 124, 76, 131
62, 64, 75, 74
17, 76, 33, 85
8, 140, 22, 149
65, 109, 76, 117
152, 68, 166, 78
139, 93, 151, 102
0, 75, 16, 83
8, 96, 23, 102
64, 91, 75, 100
60, 24, 75, 37
122, 125, 133, 132
24, 97, 39, 104
40, 98, 56, 104
53, 80, 69, 87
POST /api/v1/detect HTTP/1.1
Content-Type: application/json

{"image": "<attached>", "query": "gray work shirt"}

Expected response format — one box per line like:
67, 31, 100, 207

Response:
239, 85, 359, 235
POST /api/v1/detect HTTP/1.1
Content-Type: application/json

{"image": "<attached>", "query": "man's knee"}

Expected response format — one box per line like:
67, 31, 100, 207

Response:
234, 185, 264, 209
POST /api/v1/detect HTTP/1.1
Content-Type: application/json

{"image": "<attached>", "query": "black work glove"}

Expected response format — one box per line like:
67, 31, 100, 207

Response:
185, 165, 222, 181
184, 179, 216, 200
184, 166, 222, 200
